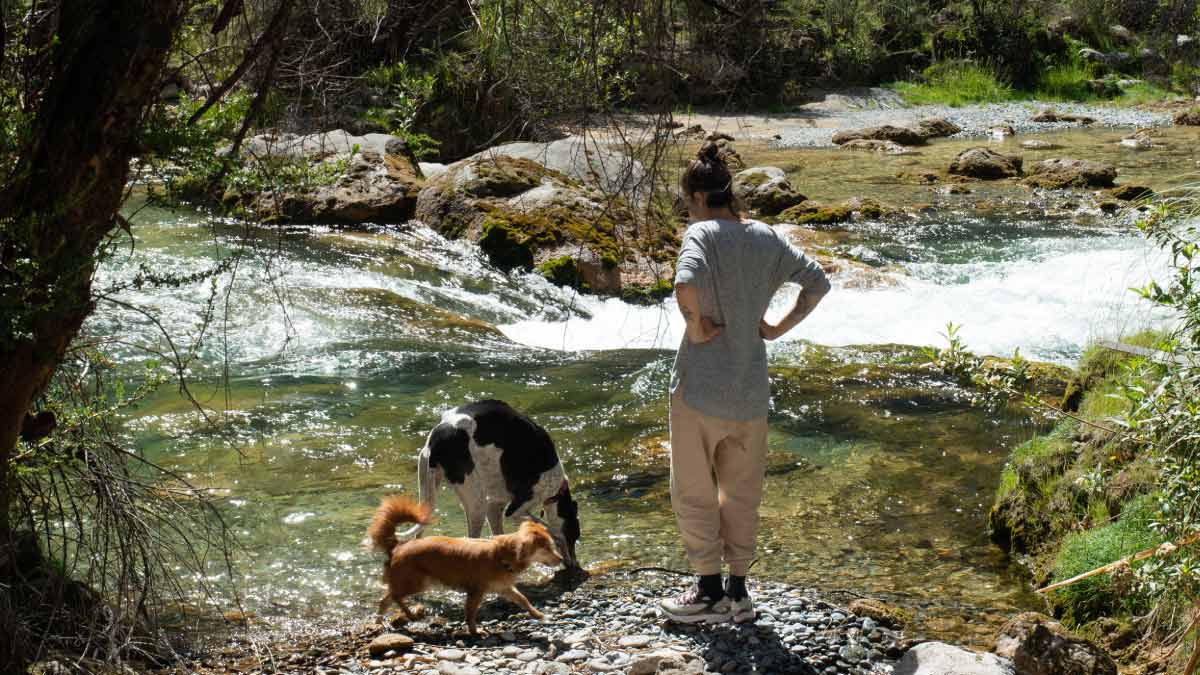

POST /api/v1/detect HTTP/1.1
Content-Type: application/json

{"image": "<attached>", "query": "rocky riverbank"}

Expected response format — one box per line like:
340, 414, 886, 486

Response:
157, 571, 910, 675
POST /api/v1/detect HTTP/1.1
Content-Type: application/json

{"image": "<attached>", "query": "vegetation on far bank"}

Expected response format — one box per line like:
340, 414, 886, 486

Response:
927, 202, 1200, 671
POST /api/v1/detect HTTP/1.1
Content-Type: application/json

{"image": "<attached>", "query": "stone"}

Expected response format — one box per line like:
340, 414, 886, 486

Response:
1107, 184, 1154, 201
536, 663, 572, 675
1078, 48, 1107, 64
839, 138, 917, 155
1029, 109, 1095, 125
916, 117, 962, 139
948, 147, 1023, 179
1024, 158, 1117, 189
439, 664, 481, 675
894, 642, 1016, 675
234, 129, 424, 225
465, 136, 648, 205
413, 151, 674, 296
1174, 110, 1200, 126
517, 650, 542, 662
436, 649, 467, 662
1020, 140, 1062, 150
993, 612, 1118, 675
832, 124, 927, 146
732, 166, 806, 215
368, 633, 415, 657
1110, 24, 1133, 44
556, 649, 590, 662
617, 635, 654, 648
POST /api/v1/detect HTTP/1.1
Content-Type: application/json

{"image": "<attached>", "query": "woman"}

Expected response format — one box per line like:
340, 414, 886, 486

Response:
660, 142, 830, 624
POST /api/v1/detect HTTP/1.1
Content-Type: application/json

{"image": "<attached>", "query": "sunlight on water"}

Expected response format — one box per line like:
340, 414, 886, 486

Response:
87, 195, 1174, 646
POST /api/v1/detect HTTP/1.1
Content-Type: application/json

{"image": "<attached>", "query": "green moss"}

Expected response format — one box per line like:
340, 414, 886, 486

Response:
1050, 495, 1160, 625
479, 218, 535, 271
476, 204, 623, 273
737, 171, 771, 188
778, 202, 853, 226
465, 156, 573, 198
620, 278, 674, 305
989, 426, 1081, 553
538, 255, 581, 287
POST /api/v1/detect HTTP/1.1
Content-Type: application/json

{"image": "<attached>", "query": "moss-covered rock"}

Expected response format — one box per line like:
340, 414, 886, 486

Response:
1105, 184, 1154, 202
777, 202, 854, 226
1023, 158, 1117, 190
414, 152, 676, 297
732, 166, 806, 216
236, 130, 425, 225
849, 598, 912, 629
832, 124, 927, 146
948, 147, 1023, 180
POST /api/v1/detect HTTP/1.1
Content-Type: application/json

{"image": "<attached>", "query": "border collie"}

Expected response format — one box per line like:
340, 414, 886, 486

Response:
415, 399, 581, 569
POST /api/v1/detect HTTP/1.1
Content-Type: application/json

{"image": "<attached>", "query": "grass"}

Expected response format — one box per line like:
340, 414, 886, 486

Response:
888, 59, 1176, 108
1051, 494, 1160, 624
886, 61, 1016, 107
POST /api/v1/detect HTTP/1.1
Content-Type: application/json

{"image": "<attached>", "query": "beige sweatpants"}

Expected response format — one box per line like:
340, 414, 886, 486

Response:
668, 389, 768, 576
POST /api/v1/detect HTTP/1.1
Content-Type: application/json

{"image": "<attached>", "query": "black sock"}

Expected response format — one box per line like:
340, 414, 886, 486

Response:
698, 574, 724, 600
725, 575, 747, 600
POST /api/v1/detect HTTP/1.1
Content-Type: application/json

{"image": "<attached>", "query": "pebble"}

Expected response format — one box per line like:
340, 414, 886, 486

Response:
367, 633, 414, 657
617, 635, 653, 648
555, 649, 590, 663
516, 650, 541, 662
436, 649, 466, 662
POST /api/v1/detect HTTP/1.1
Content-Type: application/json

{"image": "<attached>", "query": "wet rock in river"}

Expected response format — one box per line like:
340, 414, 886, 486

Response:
1023, 158, 1117, 189
993, 612, 1117, 675
948, 147, 1023, 179
1174, 109, 1200, 126
839, 138, 918, 154
414, 149, 676, 298
895, 642, 1016, 675
732, 166, 806, 215
1107, 184, 1154, 201
1029, 109, 1096, 125
849, 598, 912, 629
917, 116, 962, 139
832, 124, 928, 147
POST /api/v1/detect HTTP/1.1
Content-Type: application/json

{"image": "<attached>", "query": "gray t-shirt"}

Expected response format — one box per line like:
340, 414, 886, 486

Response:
670, 219, 831, 421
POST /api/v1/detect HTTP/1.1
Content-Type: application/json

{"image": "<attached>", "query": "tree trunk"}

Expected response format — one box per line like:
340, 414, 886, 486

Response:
0, 0, 185, 546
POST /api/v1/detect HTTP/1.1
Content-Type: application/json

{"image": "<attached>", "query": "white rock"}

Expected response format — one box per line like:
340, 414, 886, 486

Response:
617, 635, 653, 648
894, 642, 1016, 675
436, 649, 466, 662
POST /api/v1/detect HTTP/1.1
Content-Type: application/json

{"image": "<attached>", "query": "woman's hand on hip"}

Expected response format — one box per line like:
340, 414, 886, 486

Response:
759, 319, 785, 341
688, 316, 724, 344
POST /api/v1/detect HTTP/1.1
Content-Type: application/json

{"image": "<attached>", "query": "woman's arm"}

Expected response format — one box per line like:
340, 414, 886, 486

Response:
676, 283, 723, 344
759, 286, 826, 341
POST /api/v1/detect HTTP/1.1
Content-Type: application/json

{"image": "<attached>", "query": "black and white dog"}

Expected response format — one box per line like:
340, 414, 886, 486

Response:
416, 400, 581, 569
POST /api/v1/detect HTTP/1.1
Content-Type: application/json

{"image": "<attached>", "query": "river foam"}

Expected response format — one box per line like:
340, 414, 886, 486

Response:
499, 231, 1171, 363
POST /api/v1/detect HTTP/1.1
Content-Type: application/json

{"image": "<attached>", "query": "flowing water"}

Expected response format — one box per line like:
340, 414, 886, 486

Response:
91, 126, 1183, 646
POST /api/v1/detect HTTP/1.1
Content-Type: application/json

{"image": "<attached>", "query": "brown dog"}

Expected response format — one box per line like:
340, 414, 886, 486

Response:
367, 495, 562, 634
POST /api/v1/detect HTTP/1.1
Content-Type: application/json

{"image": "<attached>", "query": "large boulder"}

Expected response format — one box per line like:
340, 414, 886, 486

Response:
465, 135, 649, 204
1174, 110, 1200, 126
732, 166, 806, 215
896, 643, 1015, 675
832, 124, 927, 147
948, 148, 1023, 179
414, 154, 674, 297
1024, 158, 1117, 189
917, 117, 962, 139
1030, 109, 1096, 125
234, 129, 423, 224
993, 613, 1118, 675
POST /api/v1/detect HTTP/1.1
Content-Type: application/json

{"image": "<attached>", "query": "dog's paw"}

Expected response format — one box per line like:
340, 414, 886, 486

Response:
529, 609, 546, 621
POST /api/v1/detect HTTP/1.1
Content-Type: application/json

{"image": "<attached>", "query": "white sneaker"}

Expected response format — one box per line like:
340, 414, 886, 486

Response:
729, 594, 756, 623
658, 583, 732, 623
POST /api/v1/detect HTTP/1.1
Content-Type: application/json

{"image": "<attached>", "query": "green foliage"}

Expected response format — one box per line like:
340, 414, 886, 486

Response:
1051, 494, 1160, 623
362, 61, 437, 141
888, 61, 1017, 106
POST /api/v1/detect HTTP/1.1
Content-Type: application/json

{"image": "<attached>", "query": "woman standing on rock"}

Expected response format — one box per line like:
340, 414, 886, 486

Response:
661, 142, 830, 624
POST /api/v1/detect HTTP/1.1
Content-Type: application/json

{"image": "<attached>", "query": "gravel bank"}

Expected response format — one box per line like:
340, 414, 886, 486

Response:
159, 572, 905, 675
772, 101, 1174, 148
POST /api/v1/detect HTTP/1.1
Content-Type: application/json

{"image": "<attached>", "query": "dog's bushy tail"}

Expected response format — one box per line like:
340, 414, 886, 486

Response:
368, 495, 434, 553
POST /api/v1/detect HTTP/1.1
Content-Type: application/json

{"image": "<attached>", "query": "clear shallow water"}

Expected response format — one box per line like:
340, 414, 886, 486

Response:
90, 188, 1169, 646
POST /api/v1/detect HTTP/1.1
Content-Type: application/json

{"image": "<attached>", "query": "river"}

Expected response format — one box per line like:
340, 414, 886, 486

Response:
90, 125, 1177, 646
